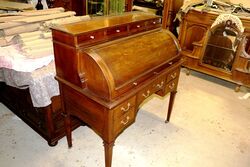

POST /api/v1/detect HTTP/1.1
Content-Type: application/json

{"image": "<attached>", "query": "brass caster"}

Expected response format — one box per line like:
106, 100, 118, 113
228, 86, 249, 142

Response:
235, 85, 241, 92
48, 141, 58, 147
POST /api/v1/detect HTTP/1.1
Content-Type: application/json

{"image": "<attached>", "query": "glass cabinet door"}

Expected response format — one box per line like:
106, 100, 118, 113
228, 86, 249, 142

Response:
87, 0, 126, 15
87, 0, 104, 15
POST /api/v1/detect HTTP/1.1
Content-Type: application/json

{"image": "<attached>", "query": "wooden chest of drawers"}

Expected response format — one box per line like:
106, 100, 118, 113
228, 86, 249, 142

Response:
51, 12, 183, 167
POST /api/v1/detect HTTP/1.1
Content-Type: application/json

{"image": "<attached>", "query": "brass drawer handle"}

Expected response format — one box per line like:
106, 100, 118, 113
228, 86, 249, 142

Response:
156, 81, 164, 89
121, 116, 130, 125
116, 29, 120, 33
121, 103, 131, 112
171, 72, 177, 79
169, 82, 175, 90
133, 82, 138, 86
90, 35, 95, 39
136, 25, 141, 28
142, 90, 150, 98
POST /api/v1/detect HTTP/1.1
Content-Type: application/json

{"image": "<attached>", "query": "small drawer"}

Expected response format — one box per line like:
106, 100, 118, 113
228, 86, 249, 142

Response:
106, 25, 128, 37
129, 21, 146, 34
166, 68, 180, 83
77, 30, 105, 45
113, 108, 135, 135
137, 85, 154, 105
113, 96, 136, 119
165, 78, 178, 93
152, 76, 166, 92
146, 18, 161, 30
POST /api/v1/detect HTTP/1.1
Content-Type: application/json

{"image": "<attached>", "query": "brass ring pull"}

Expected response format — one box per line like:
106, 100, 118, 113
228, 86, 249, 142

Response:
121, 103, 131, 112
142, 90, 150, 98
171, 72, 177, 79
169, 83, 175, 90
121, 116, 130, 125
156, 81, 164, 89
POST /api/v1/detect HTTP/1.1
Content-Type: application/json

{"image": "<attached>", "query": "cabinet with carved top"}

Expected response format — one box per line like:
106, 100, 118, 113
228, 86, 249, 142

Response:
179, 9, 250, 91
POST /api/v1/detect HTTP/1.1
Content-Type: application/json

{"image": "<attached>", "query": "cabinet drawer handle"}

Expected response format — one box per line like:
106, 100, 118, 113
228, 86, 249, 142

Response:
136, 25, 141, 28
142, 90, 150, 98
121, 116, 130, 125
156, 81, 164, 89
121, 103, 131, 112
116, 29, 120, 33
90, 35, 95, 39
133, 82, 138, 86
171, 72, 177, 79
169, 82, 175, 90
153, 21, 156, 24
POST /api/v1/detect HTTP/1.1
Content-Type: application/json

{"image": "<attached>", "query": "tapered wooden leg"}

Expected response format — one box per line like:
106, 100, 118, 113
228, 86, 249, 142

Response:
64, 113, 72, 148
103, 141, 115, 167
165, 91, 177, 123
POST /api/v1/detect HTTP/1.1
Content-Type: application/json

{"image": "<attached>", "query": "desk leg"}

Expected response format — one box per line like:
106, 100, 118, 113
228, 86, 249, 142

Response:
103, 141, 115, 167
64, 113, 72, 148
165, 90, 177, 123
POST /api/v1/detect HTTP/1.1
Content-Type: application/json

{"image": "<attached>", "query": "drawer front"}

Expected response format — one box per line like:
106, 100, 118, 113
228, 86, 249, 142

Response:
137, 75, 166, 105
77, 30, 105, 45
113, 96, 136, 119
146, 18, 161, 30
136, 84, 155, 105
152, 75, 166, 92
129, 21, 146, 34
106, 25, 128, 38
113, 96, 136, 135
166, 68, 180, 83
165, 78, 179, 93
113, 107, 135, 135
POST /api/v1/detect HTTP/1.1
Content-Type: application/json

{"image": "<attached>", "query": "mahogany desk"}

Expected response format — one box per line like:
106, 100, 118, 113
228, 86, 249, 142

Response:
51, 12, 183, 167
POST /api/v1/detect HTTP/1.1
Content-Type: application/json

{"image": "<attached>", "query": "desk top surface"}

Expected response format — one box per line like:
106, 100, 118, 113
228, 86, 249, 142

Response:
52, 12, 160, 35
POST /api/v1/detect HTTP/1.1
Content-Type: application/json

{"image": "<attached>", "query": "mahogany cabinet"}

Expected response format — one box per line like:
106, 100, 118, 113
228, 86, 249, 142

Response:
51, 12, 183, 167
179, 9, 250, 90
51, 0, 131, 16
52, 0, 86, 15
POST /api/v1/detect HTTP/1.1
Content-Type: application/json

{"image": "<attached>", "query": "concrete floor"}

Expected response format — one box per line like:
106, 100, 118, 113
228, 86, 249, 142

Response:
0, 69, 249, 167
